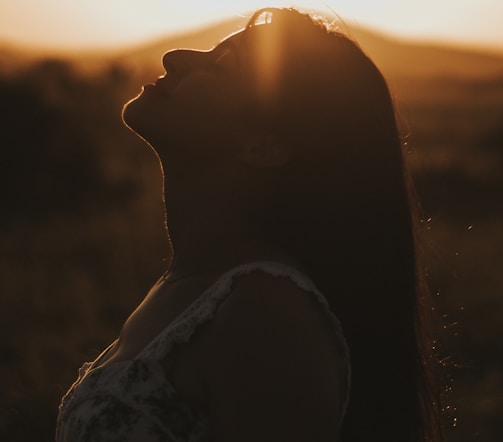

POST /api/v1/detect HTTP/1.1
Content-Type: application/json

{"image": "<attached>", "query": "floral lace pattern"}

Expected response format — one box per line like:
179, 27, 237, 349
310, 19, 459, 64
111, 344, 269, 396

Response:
56, 261, 351, 442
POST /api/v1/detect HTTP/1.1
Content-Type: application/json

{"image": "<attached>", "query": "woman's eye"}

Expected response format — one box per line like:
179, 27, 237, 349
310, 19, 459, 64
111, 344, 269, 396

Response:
213, 48, 236, 71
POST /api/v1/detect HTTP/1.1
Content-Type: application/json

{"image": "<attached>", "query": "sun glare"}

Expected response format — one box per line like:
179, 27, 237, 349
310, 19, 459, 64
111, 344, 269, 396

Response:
251, 11, 283, 102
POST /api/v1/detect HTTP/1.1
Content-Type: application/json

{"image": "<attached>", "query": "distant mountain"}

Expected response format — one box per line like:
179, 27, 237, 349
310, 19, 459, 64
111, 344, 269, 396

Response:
350, 27, 503, 80
2, 15, 503, 84
105, 16, 503, 81
114, 17, 249, 68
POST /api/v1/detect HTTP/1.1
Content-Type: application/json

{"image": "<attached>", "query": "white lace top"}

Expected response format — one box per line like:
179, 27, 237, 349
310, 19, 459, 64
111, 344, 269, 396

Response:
56, 261, 351, 442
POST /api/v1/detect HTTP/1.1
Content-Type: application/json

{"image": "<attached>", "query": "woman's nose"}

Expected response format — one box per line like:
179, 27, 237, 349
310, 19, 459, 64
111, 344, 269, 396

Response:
162, 49, 207, 76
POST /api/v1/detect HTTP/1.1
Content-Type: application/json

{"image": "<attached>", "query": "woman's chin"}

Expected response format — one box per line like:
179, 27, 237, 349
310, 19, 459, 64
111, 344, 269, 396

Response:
123, 106, 169, 152
122, 95, 143, 132
122, 97, 152, 142
122, 90, 169, 146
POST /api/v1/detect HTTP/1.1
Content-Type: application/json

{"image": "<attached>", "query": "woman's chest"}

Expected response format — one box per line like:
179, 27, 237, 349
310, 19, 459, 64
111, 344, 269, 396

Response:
102, 277, 211, 363
96, 277, 214, 412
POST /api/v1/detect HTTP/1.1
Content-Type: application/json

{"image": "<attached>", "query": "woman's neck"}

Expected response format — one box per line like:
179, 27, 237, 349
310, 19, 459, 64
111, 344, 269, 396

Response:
162, 163, 296, 281
166, 218, 296, 282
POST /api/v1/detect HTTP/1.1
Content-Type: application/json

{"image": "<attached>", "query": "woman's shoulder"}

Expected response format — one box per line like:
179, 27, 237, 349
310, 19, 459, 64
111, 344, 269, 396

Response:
212, 260, 322, 299
209, 265, 342, 352
217, 265, 330, 326
200, 266, 349, 440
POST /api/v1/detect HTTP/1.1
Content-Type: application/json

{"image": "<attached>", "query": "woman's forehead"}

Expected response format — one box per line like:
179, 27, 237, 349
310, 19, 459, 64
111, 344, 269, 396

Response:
216, 25, 273, 52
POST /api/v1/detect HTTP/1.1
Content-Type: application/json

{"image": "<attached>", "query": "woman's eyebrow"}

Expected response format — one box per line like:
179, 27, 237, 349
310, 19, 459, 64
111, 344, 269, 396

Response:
212, 39, 241, 67
214, 38, 239, 53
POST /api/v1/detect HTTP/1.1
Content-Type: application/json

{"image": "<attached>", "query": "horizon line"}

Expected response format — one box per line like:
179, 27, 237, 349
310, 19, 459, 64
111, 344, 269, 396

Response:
1, 15, 503, 59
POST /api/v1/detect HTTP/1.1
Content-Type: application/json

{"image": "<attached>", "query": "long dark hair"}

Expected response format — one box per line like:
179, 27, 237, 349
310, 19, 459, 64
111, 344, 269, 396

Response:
242, 8, 443, 441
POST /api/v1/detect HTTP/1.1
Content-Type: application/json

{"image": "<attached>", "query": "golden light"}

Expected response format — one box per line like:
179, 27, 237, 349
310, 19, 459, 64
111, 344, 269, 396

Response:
250, 11, 283, 104
0, 0, 503, 53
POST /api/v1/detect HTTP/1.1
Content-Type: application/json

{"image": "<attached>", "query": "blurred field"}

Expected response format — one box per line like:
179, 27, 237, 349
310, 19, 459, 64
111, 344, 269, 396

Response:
1, 18, 502, 442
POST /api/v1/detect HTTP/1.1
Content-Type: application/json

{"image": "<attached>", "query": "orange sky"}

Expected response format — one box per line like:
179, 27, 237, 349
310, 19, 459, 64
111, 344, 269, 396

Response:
1, 0, 503, 53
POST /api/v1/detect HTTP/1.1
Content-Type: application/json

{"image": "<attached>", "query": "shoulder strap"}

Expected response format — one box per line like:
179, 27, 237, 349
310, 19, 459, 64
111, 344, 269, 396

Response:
139, 261, 351, 417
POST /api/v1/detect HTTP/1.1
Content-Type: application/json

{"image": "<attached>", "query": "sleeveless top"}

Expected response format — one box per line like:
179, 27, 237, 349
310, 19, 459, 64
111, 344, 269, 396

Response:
56, 261, 351, 442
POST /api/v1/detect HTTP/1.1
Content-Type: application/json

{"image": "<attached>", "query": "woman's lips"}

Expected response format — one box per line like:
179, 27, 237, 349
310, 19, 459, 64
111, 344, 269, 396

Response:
153, 76, 173, 98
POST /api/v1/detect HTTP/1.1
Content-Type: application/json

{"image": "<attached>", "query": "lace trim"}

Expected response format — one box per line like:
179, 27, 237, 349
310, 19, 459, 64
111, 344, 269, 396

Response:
138, 261, 351, 420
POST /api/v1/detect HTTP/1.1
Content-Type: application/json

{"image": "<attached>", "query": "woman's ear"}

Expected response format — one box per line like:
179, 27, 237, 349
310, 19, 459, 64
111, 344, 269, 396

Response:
238, 133, 291, 168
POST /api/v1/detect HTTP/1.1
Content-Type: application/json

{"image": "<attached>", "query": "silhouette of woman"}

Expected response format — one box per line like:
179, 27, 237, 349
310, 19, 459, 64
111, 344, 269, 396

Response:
57, 8, 443, 442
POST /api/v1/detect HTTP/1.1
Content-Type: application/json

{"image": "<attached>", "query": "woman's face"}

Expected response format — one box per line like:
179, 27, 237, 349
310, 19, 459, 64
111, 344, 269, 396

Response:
123, 29, 260, 159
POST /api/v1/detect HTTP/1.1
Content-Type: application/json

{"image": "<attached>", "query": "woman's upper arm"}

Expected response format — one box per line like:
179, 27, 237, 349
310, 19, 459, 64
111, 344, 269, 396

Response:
204, 272, 344, 442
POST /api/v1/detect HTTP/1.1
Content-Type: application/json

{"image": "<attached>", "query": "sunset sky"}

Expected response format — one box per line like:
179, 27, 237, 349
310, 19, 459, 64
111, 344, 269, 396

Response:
1, 0, 502, 53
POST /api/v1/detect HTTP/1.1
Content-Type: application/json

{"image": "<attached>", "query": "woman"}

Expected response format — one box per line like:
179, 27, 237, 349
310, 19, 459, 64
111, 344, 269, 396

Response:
57, 7, 443, 442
